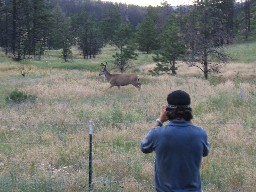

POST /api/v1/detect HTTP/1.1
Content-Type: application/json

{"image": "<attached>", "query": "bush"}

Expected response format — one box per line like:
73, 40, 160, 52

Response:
5, 90, 36, 103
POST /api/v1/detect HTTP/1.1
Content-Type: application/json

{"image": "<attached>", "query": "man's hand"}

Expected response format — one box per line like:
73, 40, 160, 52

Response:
154, 106, 169, 127
159, 105, 169, 123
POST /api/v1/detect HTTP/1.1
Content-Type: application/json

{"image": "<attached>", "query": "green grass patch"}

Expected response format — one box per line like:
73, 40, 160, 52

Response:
194, 91, 244, 118
0, 175, 66, 192
225, 41, 256, 63
0, 144, 14, 156
0, 55, 9, 63
202, 157, 246, 191
112, 138, 137, 153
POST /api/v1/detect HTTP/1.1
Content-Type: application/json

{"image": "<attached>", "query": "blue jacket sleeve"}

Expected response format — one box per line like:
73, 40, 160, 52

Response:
203, 132, 210, 157
141, 128, 155, 153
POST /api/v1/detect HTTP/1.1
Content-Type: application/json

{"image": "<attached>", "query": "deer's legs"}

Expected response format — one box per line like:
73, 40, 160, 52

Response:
133, 83, 141, 91
105, 85, 114, 91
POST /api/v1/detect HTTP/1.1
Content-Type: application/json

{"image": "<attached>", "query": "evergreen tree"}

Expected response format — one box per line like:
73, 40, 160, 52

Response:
184, 0, 229, 79
31, 0, 52, 59
241, 0, 252, 39
0, 0, 7, 52
4, 0, 53, 60
99, 3, 122, 44
10, 0, 17, 56
49, 4, 72, 62
136, 15, 159, 54
0, 0, 16, 55
216, 0, 235, 43
9, 0, 30, 60
151, 15, 185, 75
112, 23, 137, 72
71, 11, 103, 59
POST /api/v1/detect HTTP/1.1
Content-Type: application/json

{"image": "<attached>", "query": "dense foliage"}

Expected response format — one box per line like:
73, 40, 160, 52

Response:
0, 0, 256, 77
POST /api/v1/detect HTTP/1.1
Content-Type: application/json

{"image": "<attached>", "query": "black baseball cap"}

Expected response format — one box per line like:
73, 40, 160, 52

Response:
167, 90, 191, 108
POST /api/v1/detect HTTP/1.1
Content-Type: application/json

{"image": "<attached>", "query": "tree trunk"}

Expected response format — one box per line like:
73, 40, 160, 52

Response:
203, 49, 208, 79
120, 62, 124, 73
204, 60, 208, 80
5, 9, 8, 55
12, 0, 17, 55
63, 48, 67, 62
244, 0, 251, 40
146, 47, 149, 54
171, 61, 177, 75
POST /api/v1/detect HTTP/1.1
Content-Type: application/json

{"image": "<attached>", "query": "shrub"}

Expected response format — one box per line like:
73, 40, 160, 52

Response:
5, 90, 36, 103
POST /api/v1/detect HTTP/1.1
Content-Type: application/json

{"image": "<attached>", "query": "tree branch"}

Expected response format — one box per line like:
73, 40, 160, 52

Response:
190, 63, 204, 72
207, 49, 230, 61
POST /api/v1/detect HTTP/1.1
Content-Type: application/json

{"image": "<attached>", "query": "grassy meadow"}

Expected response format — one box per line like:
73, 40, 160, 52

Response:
0, 43, 255, 191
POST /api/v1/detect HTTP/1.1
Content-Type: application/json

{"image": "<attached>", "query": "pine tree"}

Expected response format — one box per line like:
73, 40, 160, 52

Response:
99, 3, 121, 44
112, 23, 137, 73
49, 4, 72, 62
151, 15, 185, 75
5, 0, 53, 60
31, 0, 52, 59
9, 0, 29, 60
0, 0, 6, 50
71, 11, 103, 59
183, 0, 230, 79
136, 15, 159, 54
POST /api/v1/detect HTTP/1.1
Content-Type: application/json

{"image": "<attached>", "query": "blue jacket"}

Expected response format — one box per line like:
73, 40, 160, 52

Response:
141, 120, 210, 192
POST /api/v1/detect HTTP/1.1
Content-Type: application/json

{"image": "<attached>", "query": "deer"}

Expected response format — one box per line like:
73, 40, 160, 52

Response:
99, 62, 141, 91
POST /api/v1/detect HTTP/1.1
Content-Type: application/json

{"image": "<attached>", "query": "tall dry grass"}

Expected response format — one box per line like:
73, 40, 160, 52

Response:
0, 48, 255, 191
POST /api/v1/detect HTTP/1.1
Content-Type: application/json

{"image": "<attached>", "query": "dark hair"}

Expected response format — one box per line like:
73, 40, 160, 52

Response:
166, 106, 193, 121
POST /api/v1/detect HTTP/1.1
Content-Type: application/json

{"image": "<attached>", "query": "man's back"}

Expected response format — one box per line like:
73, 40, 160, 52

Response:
141, 120, 210, 192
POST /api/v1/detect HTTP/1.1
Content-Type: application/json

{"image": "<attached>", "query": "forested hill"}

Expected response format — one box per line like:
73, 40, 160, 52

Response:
50, 0, 148, 27
0, 0, 255, 77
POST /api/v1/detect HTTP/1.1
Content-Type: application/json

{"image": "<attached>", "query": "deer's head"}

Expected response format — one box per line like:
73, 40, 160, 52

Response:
99, 62, 107, 76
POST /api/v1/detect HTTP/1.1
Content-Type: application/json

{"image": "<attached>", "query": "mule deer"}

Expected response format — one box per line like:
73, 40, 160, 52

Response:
99, 62, 141, 90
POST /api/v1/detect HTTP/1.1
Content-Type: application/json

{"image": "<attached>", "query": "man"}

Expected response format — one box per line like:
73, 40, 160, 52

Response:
141, 90, 210, 192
